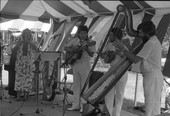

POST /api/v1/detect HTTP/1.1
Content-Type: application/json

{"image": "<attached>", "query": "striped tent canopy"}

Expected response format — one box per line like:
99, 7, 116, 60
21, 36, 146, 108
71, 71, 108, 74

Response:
1, 0, 170, 23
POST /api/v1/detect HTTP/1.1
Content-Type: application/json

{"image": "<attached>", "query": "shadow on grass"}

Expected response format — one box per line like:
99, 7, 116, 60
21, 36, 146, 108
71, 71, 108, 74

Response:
122, 98, 144, 116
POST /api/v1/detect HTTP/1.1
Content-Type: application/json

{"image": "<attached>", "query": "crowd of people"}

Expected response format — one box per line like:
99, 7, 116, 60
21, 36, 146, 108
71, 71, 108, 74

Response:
3, 20, 165, 116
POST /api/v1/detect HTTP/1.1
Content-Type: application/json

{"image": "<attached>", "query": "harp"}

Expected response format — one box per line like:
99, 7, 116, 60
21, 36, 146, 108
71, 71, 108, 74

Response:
81, 4, 143, 107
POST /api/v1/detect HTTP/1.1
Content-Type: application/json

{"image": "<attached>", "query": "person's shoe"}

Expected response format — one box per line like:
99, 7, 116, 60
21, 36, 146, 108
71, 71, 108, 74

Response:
80, 103, 83, 113
80, 107, 83, 113
67, 105, 80, 111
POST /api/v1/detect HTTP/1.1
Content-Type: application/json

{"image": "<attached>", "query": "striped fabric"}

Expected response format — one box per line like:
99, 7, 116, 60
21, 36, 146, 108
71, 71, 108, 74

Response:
1, 1, 170, 23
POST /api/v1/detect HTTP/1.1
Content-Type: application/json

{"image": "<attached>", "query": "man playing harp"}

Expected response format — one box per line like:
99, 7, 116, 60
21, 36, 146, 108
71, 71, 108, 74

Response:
117, 21, 164, 116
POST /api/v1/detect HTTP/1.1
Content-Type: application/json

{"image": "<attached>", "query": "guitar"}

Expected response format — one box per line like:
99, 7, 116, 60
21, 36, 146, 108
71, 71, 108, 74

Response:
44, 60, 59, 101
62, 40, 96, 66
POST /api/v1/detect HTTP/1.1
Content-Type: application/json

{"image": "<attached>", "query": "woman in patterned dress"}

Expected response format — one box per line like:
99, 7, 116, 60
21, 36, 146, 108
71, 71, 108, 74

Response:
14, 29, 37, 101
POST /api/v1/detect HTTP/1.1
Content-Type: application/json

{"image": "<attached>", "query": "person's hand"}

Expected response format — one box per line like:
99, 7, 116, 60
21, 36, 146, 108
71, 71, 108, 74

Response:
115, 40, 126, 52
64, 46, 69, 51
83, 45, 89, 52
81, 40, 88, 47
81, 40, 89, 50
64, 46, 78, 52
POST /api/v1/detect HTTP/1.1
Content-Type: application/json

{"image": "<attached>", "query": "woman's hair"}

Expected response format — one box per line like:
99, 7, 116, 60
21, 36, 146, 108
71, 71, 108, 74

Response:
21, 28, 32, 41
111, 27, 123, 40
141, 20, 156, 37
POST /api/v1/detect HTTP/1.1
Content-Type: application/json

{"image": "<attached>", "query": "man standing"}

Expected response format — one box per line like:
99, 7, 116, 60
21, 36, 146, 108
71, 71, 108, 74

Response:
64, 25, 96, 112
117, 21, 164, 116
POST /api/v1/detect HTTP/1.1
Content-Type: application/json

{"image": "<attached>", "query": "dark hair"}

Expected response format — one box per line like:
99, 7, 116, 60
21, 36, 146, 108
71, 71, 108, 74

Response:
21, 28, 32, 41
136, 22, 149, 44
77, 25, 88, 34
111, 27, 123, 40
141, 20, 156, 37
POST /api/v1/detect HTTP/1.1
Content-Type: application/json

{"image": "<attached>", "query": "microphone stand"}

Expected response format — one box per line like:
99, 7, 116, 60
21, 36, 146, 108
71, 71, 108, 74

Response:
57, 43, 71, 116
62, 63, 69, 116
0, 43, 12, 103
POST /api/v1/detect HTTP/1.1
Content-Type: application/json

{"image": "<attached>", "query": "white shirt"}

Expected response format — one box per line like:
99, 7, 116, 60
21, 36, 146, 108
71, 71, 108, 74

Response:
137, 35, 162, 73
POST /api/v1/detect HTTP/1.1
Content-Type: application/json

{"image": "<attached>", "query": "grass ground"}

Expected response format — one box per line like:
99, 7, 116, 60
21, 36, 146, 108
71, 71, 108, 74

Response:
123, 98, 144, 116
123, 72, 145, 116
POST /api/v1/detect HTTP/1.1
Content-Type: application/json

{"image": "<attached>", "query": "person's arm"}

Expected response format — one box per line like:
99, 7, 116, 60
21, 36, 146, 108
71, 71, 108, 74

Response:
116, 40, 143, 64
87, 49, 95, 57
82, 39, 96, 57
64, 45, 78, 52
84, 45, 95, 57
119, 38, 154, 64
64, 38, 78, 52
123, 49, 143, 64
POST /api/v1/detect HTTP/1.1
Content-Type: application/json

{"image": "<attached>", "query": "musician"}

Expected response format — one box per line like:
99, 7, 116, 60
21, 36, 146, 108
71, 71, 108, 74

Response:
14, 29, 37, 101
117, 21, 164, 116
64, 25, 96, 112
101, 27, 130, 116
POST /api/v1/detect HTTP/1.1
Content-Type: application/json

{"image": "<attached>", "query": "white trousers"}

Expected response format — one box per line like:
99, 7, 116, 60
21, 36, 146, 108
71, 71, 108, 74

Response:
142, 70, 163, 116
72, 61, 90, 107
105, 72, 128, 116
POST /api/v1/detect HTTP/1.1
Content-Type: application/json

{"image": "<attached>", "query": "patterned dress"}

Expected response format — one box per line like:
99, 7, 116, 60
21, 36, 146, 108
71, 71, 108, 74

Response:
14, 42, 36, 92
